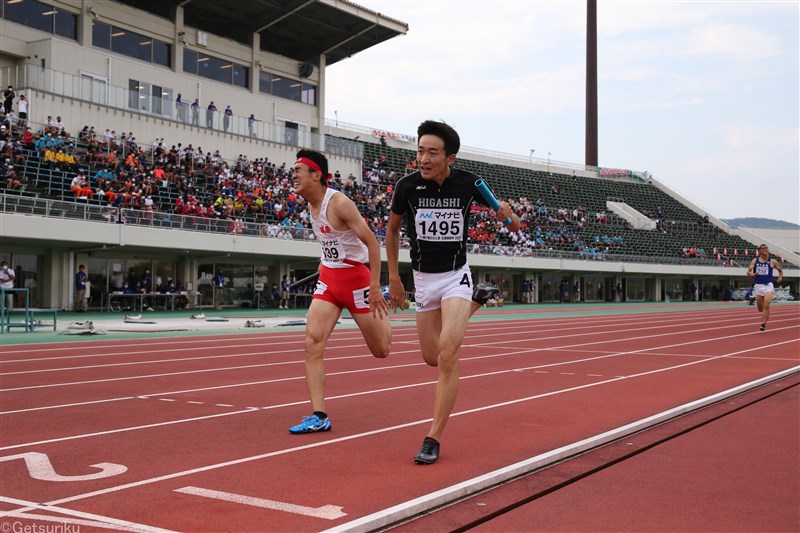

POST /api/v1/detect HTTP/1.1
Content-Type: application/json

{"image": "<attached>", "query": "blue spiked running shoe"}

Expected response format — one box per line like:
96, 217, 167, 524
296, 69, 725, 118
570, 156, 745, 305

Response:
289, 414, 331, 434
472, 283, 500, 305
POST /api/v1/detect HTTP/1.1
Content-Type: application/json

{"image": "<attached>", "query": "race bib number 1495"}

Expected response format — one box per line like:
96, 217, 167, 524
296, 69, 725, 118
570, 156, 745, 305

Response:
415, 209, 464, 242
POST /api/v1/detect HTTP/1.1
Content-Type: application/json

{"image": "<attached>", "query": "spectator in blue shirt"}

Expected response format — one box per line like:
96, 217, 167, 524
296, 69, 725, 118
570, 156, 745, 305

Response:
74, 264, 88, 311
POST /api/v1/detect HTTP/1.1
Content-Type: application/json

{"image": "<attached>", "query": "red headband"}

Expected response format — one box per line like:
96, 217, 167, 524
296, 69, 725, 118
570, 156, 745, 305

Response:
296, 157, 322, 174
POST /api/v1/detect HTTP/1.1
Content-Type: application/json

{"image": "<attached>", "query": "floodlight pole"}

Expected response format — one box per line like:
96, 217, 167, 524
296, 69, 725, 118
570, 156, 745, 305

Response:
586, 0, 598, 167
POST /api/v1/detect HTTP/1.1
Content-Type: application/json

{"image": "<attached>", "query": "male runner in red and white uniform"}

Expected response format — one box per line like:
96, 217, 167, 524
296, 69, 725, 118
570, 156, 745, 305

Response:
289, 149, 392, 434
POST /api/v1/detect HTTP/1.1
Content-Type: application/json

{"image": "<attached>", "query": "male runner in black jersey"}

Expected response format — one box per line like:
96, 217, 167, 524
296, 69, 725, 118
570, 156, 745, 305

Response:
386, 120, 520, 464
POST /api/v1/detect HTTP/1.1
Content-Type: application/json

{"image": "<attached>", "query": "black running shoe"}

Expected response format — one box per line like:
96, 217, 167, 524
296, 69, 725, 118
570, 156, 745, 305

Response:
760, 323, 766, 331
414, 437, 440, 465
472, 283, 500, 305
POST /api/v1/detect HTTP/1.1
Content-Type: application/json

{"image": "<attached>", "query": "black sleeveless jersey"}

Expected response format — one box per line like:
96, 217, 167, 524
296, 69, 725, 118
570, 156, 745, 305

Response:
390, 167, 491, 273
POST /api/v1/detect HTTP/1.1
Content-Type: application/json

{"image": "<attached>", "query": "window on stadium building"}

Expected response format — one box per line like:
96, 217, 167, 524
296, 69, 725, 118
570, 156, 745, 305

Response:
259, 71, 315, 105
1, 0, 77, 40
184, 50, 249, 89
128, 78, 173, 118
92, 21, 171, 68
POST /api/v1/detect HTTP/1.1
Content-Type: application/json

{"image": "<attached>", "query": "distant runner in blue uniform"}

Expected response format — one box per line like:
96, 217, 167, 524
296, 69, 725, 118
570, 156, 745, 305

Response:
746, 244, 783, 331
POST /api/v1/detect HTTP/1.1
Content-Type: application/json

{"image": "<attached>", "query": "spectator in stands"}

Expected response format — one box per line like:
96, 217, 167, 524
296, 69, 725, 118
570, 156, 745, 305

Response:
74, 264, 88, 312
43, 145, 57, 168
0, 260, 16, 314
279, 274, 290, 309
223, 105, 232, 132
176, 93, 185, 122
3, 86, 14, 115
43, 115, 55, 134
21, 128, 34, 150
4, 164, 21, 190
212, 269, 225, 308
70, 173, 93, 199
1, 139, 23, 167
206, 101, 217, 128
248, 114, 257, 137
54, 116, 66, 136
191, 99, 200, 126
3, 109, 16, 133
270, 283, 280, 305
16, 94, 27, 128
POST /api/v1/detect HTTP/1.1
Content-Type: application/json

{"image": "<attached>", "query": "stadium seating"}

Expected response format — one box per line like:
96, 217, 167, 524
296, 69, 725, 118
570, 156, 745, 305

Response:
3, 121, 791, 268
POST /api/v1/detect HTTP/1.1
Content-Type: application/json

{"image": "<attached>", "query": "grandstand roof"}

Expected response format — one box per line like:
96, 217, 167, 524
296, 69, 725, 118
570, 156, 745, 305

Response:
114, 0, 408, 67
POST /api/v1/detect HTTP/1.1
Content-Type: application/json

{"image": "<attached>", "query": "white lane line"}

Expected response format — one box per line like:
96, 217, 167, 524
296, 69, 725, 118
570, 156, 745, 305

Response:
322, 366, 800, 533
0, 495, 176, 532
175, 486, 347, 520
0, 347, 419, 393
0, 308, 753, 362
1, 316, 784, 392
2, 330, 797, 450
26, 348, 800, 509
0, 409, 260, 451
1, 330, 422, 371
0, 396, 137, 415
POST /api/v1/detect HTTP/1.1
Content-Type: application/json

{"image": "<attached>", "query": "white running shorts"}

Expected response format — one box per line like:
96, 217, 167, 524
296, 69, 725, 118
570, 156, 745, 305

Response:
412, 264, 473, 312
753, 283, 774, 297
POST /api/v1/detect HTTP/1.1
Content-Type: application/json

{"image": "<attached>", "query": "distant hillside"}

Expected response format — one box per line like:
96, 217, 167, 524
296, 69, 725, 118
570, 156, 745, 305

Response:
723, 218, 800, 229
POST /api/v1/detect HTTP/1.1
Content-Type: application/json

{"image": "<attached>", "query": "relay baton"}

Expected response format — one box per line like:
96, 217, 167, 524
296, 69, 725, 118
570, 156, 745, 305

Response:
289, 272, 320, 290
475, 179, 512, 225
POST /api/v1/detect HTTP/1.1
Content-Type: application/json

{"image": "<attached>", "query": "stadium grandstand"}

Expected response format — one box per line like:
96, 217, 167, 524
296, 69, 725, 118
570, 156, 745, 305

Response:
0, 0, 797, 312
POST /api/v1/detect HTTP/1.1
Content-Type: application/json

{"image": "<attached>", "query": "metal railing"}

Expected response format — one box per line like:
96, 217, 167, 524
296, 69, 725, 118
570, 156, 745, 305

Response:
0, 193, 755, 268
1, 64, 363, 159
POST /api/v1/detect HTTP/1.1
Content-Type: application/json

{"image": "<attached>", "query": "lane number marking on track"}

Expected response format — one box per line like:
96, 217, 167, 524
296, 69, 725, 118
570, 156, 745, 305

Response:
175, 486, 346, 520
0, 452, 127, 482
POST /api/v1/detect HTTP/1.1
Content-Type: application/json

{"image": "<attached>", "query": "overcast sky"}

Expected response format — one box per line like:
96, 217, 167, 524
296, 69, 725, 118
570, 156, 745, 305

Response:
325, 1, 800, 225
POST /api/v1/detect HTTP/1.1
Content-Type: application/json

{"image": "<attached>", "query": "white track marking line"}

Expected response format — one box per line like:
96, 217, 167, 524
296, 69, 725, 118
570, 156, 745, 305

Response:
0, 307, 754, 360
0, 329, 424, 370
322, 367, 800, 533
175, 486, 347, 520
0, 311, 665, 354
2, 322, 797, 419
1, 329, 795, 453
32, 353, 800, 509
0, 328, 419, 362
0, 495, 176, 532
0, 452, 126, 481
0, 396, 138, 415
0, 347, 419, 392
2, 315, 786, 391
0, 409, 259, 451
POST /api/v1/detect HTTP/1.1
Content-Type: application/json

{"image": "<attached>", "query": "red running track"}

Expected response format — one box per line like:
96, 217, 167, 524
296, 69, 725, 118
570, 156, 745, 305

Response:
1, 304, 798, 532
